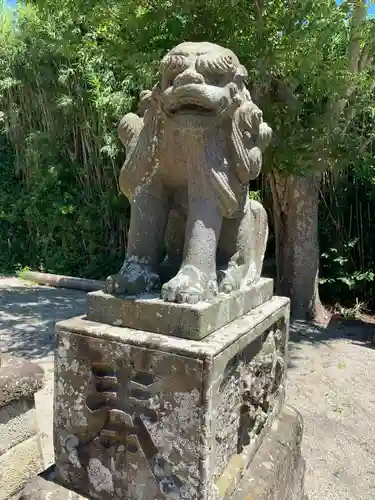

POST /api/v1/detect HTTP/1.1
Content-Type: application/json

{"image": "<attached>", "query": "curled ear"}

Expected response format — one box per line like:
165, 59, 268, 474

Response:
258, 121, 273, 151
231, 101, 272, 183
140, 83, 162, 125
150, 82, 162, 103
233, 64, 248, 90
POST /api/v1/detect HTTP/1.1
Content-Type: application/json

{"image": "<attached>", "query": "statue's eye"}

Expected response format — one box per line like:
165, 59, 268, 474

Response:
160, 55, 189, 87
164, 67, 187, 87
207, 71, 234, 87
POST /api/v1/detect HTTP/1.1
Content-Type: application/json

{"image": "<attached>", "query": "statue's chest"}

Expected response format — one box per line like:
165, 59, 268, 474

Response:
158, 129, 206, 186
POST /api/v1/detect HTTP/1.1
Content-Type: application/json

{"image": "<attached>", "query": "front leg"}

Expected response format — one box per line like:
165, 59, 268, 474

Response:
105, 183, 169, 295
162, 189, 222, 304
159, 208, 186, 284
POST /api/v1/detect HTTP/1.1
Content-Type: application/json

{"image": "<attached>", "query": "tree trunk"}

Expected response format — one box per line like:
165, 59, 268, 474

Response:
269, 171, 328, 323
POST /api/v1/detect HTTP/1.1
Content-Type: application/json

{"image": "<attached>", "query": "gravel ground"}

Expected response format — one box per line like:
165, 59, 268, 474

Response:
1, 276, 374, 499
0, 276, 87, 467
287, 321, 375, 500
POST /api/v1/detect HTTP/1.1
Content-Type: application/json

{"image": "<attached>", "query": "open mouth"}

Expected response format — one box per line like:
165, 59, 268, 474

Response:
169, 103, 215, 116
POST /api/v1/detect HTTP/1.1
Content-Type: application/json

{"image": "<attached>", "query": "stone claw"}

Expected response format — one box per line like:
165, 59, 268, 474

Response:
103, 262, 160, 296
104, 275, 120, 295
161, 265, 217, 304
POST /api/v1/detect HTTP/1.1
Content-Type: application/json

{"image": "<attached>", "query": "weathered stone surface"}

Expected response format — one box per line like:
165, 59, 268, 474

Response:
0, 356, 44, 408
87, 277, 273, 340
227, 405, 307, 500
20, 476, 87, 500
54, 296, 289, 499
104, 42, 272, 305
0, 398, 37, 454
58, 296, 287, 359
0, 435, 44, 500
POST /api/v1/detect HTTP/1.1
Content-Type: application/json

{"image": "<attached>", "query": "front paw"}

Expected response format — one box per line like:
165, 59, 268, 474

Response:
161, 265, 217, 304
104, 262, 160, 295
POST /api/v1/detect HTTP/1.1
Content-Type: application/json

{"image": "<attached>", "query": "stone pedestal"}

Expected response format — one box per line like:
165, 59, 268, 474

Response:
55, 294, 296, 499
20, 288, 307, 500
0, 355, 44, 500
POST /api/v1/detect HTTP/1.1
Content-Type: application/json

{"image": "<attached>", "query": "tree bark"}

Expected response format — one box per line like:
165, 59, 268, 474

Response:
269, 171, 328, 323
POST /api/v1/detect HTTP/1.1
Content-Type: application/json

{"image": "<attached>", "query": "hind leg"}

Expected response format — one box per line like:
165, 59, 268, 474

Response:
217, 199, 268, 293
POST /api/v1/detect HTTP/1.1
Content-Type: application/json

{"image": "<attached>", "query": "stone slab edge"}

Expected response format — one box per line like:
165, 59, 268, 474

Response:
0, 434, 44, 500
0, 356, 44, 409
227, 405, 307, 500
86, 277, 274, 340
20, 475, 87, 500
0, 399, 37, 455
56, 296, 290, 360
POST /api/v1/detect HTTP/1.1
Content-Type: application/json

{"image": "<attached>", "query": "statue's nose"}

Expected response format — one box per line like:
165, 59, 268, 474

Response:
174, 69, 205, 87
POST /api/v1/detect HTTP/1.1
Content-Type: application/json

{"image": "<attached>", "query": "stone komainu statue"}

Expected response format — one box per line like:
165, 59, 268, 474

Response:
105, 42, 272, 304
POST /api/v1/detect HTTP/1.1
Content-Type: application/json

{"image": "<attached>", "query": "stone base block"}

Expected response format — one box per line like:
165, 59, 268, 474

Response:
0, 355, 45, 500
20, 475, 86, 500
0, 435, 44, 500
20, 405, 306, 500
0, 356, 44, 408
225, 405, 307, 499
86, 277, 273, 340
54, 296, 289, 499
0, 399, 38, 454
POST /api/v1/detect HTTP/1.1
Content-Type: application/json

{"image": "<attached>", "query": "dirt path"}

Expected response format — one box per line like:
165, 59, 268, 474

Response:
0, 276, 87, 467
287, 321, 375, 500
1, 276, 374, 499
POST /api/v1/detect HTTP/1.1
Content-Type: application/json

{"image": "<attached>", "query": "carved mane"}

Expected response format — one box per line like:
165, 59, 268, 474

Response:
207, 90, 272, 218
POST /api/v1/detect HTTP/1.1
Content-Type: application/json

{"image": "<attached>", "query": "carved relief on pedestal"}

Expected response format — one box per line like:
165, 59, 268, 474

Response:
85, 361, 182, 496
54, 333, 203, 500
237, 323, 285, 452
213, 318, 287, 479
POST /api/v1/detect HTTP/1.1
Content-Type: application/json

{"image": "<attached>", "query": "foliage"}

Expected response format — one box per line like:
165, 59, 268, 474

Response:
0, 2, 134, 278
319, 161, 375, 307
320, 239, 374, 299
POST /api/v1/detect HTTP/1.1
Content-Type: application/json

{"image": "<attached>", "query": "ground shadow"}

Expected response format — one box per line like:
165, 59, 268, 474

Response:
2, 277, 375, 363
0, 280, 87, 360
288, 316, 375, 369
